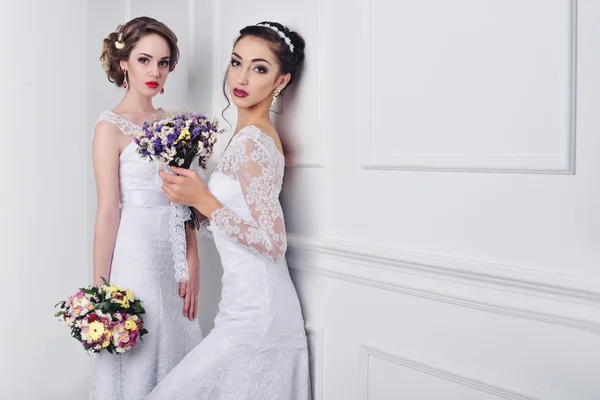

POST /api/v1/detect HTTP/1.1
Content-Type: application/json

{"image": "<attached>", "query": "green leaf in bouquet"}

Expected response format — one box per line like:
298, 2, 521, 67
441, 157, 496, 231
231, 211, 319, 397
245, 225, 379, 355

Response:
107, 346, 114, 354
132, 303, 146, 314
140, 328, 149, 335
54, 300, 66, 308
109, 303, 125, 313
54, 311, 65, 317
101, 276, 110, 286
95, 301, 110, 310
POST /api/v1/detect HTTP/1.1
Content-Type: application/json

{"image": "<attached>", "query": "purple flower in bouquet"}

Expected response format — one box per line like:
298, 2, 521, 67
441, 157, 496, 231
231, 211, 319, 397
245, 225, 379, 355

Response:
134, 112, 222, 170
133, 112, 223, 229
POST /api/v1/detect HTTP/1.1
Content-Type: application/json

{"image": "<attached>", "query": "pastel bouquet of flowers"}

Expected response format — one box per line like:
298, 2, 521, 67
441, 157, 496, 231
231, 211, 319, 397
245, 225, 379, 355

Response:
134, 111, 222, 229
54, 279, 147, 354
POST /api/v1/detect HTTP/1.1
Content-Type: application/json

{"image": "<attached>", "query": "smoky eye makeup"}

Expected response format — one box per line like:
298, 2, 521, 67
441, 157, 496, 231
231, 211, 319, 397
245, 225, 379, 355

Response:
253, 65, 268, 73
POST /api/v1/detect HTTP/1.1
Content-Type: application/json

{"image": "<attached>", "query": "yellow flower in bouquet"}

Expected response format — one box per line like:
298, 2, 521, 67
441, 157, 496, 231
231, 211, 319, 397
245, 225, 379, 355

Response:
174, 128, 191, 144
87, 321, 106, 342
125, 319, 137, 331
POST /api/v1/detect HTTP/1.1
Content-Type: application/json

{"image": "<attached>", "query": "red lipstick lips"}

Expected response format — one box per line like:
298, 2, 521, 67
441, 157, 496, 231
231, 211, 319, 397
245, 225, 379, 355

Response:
233, 88, 248, 98
145, 81, 159, 89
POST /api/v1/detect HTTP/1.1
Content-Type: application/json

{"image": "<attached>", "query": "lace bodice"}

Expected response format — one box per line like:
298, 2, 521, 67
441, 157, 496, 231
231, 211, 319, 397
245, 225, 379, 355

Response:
97, 110, 141, 136
208, 125, 287, 263
96, 111, 163, 193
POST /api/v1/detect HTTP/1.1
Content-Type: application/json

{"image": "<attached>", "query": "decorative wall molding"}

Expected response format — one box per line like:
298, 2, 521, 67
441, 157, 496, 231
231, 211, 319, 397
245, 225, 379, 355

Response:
360, 0, 578, 174
287, 235, 600, 334
360, 345, 564, 400
305, 325, 324, 400
284, 0, 326, 169
288, 235, 600, 303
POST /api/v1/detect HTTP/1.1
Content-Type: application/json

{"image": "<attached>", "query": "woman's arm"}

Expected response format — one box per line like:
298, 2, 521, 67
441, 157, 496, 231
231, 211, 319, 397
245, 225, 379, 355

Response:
199, 137, 286, 263
181, 226, 200, 320
160, 137, 287, 263
92, 122, 122, 286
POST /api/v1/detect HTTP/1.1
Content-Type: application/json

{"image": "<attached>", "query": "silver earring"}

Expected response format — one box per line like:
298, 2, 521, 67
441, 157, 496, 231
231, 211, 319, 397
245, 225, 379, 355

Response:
271, 88, 282, 107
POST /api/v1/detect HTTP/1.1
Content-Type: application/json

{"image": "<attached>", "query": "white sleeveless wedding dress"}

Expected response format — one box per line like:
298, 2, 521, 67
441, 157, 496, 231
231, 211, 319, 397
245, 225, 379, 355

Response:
89, 111, 203, 400
146, 126, 311, 399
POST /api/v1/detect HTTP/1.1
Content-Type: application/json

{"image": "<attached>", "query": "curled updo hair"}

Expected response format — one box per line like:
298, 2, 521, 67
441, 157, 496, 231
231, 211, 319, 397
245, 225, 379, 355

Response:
237, 21, 305, 87
100, 16, 180, 87
222, 21, 306, 116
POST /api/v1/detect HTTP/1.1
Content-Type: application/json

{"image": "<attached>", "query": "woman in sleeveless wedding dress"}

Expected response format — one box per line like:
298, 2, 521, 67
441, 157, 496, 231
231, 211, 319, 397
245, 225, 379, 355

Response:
90, 17, 202, 400
146, 22, 311, 400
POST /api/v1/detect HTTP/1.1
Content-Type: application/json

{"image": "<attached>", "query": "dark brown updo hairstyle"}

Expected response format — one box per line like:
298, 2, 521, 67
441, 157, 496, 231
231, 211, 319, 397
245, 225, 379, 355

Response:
222, 21, 306, 115
100, 16, 180, 88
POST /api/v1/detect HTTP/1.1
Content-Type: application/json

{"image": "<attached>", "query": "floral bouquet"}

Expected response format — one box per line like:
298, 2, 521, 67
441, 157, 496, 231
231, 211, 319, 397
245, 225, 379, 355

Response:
134, 111, 222, 229
54, 279, 148, 354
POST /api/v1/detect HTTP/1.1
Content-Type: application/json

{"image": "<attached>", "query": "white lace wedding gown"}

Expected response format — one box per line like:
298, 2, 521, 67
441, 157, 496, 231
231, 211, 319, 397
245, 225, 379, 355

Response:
146, 126, 311, 399
90, 111, 203, 400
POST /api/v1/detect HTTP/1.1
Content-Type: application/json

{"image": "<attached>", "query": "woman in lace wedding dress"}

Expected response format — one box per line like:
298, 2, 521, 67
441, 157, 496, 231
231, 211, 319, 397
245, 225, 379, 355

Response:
90, 18, 202, 400
146, 22, 311, 399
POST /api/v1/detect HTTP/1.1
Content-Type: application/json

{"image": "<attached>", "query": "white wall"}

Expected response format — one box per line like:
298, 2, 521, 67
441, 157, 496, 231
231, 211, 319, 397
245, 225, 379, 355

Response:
0, 1, 89, 399
284, 0, 600, 399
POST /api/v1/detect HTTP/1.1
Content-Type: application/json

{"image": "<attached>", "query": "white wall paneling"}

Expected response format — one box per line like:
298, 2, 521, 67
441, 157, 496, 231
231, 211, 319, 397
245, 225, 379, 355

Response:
361, 0, 578, 173
360, 346, 563, 400
288, 0, 600, 398
287, 236, 600, 334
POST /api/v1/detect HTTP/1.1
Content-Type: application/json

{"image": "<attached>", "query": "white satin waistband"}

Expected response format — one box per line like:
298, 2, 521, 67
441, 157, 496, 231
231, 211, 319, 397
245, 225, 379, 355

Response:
120, 189, 190, 283
121, 190, 170, 206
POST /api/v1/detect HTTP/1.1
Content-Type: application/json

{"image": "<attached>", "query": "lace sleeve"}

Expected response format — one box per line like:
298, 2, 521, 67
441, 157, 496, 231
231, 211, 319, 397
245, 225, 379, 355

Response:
210, 137, 286, 262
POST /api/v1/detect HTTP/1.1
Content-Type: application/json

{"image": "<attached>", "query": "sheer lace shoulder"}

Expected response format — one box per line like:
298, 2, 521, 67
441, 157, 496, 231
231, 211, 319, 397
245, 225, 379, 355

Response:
217, 126, 284, 173
95, 111, 141, 137
210, 126, 287, 263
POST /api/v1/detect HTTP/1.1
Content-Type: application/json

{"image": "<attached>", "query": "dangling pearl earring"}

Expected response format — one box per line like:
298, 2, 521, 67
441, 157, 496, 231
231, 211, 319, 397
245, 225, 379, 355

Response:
271, 87, 282, 107
123, 70, 128, 89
